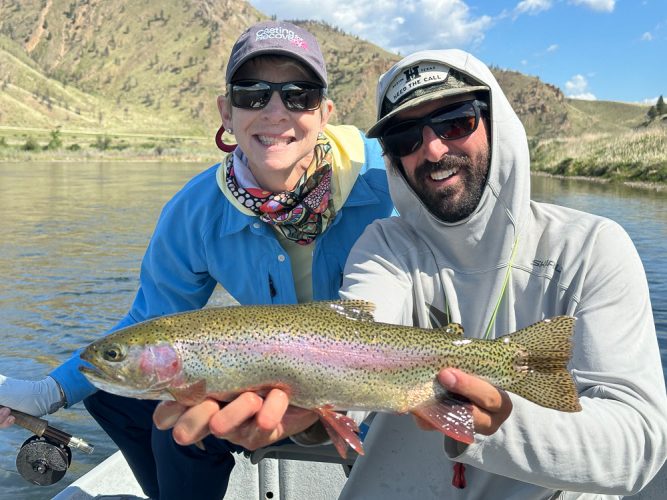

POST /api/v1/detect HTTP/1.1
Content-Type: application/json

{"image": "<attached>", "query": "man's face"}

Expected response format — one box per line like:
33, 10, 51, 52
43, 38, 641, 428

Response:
392, 96, 491, 223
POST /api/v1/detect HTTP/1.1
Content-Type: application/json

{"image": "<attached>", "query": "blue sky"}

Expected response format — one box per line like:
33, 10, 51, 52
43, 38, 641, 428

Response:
248, 0, 666, 104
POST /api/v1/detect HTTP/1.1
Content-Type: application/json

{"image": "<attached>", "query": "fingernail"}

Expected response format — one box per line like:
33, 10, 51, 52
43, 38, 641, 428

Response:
440, 369, 457, 388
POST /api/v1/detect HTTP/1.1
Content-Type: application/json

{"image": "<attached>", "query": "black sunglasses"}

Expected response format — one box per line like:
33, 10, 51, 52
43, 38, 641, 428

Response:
380, 99, 488, 157
229, 79, 325, 111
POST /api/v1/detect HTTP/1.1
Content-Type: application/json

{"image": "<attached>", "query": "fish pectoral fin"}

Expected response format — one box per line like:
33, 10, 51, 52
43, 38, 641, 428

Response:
411, 396, 475, 444
313, 406, 364, 459
167, 379, 207, 406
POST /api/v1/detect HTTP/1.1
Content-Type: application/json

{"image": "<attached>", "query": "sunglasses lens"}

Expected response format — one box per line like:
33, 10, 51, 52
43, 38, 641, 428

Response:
231, 82, 272, 109
281, 83, 323, 111
381, 101, 482, 157
231, 81, 323, 111
431, 106, 477, 139
381, 122, 424, 157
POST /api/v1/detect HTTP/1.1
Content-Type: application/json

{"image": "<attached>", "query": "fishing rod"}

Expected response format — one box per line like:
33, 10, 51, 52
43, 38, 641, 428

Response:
7, 408, 94, 486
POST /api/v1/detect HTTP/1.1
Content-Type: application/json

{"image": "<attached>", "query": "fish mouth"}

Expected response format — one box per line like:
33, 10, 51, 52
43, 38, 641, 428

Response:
79, 364, 163, 399
79, 362, 173, 400
79, 363, 125, 384
79, 365, 104, 377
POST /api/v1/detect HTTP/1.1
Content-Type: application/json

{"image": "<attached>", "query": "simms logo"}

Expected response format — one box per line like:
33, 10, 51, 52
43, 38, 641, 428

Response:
533, 259, 563, 273
256, 27, 307, 49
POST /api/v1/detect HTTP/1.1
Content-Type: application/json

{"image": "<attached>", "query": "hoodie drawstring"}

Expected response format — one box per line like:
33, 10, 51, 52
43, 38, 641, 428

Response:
452, 462, 466, 488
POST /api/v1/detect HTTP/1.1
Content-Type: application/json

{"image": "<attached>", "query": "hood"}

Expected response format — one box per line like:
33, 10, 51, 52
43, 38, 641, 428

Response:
385, 49, 530, 271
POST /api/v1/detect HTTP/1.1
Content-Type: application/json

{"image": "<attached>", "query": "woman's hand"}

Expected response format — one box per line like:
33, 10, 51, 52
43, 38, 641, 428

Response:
0, 374, 66, 422
154, 389, 319, 450
415, 368, 513, 436
0, 407, 15, 429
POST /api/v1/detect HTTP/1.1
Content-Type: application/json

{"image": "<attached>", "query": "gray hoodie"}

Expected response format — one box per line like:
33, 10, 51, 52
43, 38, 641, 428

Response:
339, 49, 667, 499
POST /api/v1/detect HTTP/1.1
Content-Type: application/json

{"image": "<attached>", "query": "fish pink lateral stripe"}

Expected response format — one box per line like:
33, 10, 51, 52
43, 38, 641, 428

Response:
211, 333, 441, 370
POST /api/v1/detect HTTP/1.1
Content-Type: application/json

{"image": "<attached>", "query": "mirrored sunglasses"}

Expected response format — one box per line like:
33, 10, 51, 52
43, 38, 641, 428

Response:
229, 80, 325, 111
380, 99, 488, 157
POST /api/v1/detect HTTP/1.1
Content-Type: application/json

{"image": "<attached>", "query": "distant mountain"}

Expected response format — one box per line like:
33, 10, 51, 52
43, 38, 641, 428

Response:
0, 0, 399, 134
1, 0, 661, 183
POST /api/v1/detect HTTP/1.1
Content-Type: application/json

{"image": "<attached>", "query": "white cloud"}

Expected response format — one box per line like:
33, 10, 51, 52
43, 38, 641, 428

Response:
639, 97, 659, 105
565, 74, 597, 100
568, 0, 615, 13
546, 44, 559, 52
248, 0, 494, 54
641, 32, 654, 41
515, 0, 553, 15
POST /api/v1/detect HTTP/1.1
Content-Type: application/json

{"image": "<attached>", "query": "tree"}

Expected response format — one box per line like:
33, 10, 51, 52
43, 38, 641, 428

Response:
656, 95, 666, 116
46, 128, 63, 150
22, 137, 39, 151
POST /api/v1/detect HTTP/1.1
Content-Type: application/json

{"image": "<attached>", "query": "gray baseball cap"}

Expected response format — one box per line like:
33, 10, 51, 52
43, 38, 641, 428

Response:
366, 53, 489, 138
225, 21, 328, 86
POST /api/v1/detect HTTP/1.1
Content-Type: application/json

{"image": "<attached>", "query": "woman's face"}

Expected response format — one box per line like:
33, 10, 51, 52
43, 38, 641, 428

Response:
219, 57, 333, 193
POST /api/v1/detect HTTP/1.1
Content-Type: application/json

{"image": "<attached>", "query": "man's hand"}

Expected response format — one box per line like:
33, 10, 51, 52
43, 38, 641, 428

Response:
415, 368, 513, 435
0, 375, 66, 426
153, 389, 319, 450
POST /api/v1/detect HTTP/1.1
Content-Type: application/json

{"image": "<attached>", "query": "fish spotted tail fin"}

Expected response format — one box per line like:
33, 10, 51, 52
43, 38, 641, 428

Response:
504, 316, 582, 412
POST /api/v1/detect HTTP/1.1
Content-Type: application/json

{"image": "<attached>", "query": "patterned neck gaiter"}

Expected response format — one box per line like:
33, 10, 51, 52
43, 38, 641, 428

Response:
225, 135, 336, 245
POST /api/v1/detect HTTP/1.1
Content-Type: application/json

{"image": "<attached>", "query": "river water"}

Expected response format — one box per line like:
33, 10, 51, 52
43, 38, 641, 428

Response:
0, 163, 665, 499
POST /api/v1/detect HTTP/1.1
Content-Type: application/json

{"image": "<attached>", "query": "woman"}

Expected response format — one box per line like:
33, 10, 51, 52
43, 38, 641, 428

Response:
0, 20, 392, 500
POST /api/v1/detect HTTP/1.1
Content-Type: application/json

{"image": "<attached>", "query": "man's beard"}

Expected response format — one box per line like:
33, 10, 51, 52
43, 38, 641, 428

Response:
406, 146, 490, 223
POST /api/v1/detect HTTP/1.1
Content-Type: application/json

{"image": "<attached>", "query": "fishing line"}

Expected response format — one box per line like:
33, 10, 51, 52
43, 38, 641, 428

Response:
483, 236, 519, 340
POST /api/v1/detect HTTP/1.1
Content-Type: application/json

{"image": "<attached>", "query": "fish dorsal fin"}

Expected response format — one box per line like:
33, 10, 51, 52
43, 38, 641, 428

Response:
326, 300, 376, 322
434, 323, 465, 338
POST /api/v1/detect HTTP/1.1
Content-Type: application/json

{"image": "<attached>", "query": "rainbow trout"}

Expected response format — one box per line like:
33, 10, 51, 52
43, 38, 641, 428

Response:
80, 301, 581, 458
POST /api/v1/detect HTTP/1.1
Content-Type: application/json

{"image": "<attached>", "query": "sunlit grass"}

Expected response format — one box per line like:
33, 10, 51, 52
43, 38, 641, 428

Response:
531, 125, 667, 183
0, 127, 220, 163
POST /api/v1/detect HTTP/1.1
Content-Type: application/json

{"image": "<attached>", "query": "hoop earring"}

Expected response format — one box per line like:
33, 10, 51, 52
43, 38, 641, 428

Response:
215, 125, 237, 153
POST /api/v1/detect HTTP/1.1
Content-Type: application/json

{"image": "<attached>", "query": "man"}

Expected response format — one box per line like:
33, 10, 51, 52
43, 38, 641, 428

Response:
337, 49, 667, 498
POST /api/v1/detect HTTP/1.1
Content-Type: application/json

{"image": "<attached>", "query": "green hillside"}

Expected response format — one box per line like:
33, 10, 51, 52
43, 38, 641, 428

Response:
0, 0, 663, 183
0, 0, 398, 134
566, 98, 650, 133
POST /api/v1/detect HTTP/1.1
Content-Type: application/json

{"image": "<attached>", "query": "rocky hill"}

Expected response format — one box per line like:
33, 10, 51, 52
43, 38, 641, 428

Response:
1, 0, 660, 183
0, 0, 399, 134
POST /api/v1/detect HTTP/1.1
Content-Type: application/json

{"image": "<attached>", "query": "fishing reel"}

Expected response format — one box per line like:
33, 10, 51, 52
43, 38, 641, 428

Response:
9, 408, 94, 486
16, 434, 72, 486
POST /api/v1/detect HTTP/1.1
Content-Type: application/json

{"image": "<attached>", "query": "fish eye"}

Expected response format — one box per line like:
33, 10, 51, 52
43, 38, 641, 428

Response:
102, 344, 126, 362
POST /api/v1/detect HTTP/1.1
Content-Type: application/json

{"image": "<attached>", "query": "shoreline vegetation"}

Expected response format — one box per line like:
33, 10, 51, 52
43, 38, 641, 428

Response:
0, 126, 220, 164
529, 124, 667, 190
1, 125, 665, 192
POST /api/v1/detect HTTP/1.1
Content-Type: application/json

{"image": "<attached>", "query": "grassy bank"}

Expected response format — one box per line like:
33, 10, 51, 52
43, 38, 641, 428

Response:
531, 126, 667, 184
3, 125, 666, 192
0, 126, 220, 163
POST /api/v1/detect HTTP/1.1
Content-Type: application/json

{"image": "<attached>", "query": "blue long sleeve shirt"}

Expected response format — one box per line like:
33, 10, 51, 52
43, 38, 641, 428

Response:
50, 131, 392, 406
